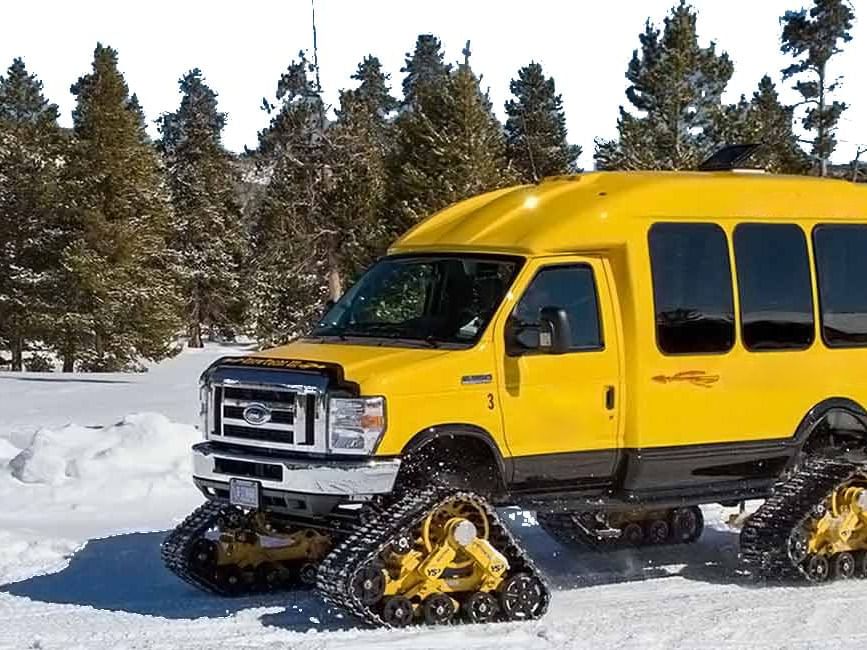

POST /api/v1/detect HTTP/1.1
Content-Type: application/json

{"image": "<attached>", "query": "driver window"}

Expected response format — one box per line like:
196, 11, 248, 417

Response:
512, 264, 604, 350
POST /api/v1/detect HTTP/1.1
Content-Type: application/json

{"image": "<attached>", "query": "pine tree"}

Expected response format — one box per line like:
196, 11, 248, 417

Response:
56, 44, 180, 371
158, 69, 247, 348
250, 53, 332, 345
0, 58, 67, 370
349, 55, 398, 123
326, 56, 398, 283
595, 1, 733, 170
391, 36, 512, 225
504, 62, 581, 182
781, 0, 854, 176
400, 34, 451, 107
713, 76, 810, 174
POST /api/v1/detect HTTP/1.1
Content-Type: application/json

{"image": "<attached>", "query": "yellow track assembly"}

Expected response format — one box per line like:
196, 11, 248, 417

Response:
317, 489, 550, 627
161, 501, 333, 595
742, 456, 867, 582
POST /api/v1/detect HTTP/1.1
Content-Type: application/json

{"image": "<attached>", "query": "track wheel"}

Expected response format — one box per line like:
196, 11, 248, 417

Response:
422, 593, 455, 625
382, 595, 414, 627
463, 592, 499, 624
787, 528, 809, 565
806, 554, 831, 582
499, 573, 546, 621
190, 538, 218, 570
255, 561, 282, 590
298, 562, 319, 586
647, 519, 670, 545
216, 566, 245, 594
671, 507, 703, 543
622, 522, 644, 546
833, 552, 856, 580
352, 565, 386, 605
855, 551, 867, 578
388, 531, 414, 555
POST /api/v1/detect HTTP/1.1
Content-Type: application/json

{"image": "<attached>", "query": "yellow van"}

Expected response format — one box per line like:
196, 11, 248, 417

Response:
164, 163, 867, 627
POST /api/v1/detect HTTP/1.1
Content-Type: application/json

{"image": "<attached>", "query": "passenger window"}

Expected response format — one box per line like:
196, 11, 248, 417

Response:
511, 265, 603, 350
813, 225, 867, 347
734, 224, 814, 351
649, 223, 735, 354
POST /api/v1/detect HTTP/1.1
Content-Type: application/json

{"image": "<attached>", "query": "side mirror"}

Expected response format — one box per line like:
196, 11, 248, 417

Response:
539, 307, 572, 354
506, 306, 572, 356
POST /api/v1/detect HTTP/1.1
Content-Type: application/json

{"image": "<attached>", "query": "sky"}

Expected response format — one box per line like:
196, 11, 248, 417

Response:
2, 0, 865, 169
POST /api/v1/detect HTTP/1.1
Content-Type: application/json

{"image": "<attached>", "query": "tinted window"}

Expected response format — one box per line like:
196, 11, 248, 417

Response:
649, 223, 735, 354
512, 265, 603, 350
734, 224, 814, 351
813, 225, 867, 347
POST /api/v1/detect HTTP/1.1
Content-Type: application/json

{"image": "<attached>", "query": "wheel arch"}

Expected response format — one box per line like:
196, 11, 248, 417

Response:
397, 423, 510, 496
793, 397, 867, 453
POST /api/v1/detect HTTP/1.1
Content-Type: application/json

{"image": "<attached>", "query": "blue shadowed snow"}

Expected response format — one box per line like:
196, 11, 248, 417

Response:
1, 510, 746, 631
1, 531, 341, 628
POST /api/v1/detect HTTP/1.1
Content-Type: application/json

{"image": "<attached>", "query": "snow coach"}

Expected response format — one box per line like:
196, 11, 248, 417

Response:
164, 146, 867, 626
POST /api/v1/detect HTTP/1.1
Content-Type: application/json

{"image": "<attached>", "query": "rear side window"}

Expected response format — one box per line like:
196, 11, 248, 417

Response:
734, 224, 814, 351
649, 223, 735, 354
511, 265, 603, 350
813, 225, 867, 347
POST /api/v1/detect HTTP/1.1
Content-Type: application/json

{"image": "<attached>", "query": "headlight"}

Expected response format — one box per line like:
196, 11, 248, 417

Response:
328, 396, 386, 455
199, 381, 211, 439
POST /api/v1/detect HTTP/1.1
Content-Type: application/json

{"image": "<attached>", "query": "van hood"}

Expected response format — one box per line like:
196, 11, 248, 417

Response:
251, 339, 491, 396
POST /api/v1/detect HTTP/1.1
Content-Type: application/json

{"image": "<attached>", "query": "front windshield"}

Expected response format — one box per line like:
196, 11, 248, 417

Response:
312, 255, 521, 346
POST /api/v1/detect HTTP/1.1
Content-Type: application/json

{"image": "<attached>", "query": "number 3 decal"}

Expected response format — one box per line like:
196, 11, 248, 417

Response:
487, 393, 495, 410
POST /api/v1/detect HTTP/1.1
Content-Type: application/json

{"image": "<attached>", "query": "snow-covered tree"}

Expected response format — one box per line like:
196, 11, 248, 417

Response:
325, 56, 397, 283
158, 69, 247, 348
505, 62, 581, 182
781, 0, 854, 176
391, 36, 513, 226
249, 53, 332, 345
595, 1, 733, 170
0, 58, 68, 370
713, 76, 810, 174
56, 44, 180, 372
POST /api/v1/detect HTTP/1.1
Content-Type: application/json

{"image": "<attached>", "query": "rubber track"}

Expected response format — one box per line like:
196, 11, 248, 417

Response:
740, 456, 860, 581
315, 487, 551, 628
161, 500, 237, 596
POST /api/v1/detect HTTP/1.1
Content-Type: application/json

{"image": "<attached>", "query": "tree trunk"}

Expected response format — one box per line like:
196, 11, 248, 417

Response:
10, 336, 23, 372
327, 254, 343, 303
62, 331, 75, 373
188, 286, 203, 348
189, 320, 203, 348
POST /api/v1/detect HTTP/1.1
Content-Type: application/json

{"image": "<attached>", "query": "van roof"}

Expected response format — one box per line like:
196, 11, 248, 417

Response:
389, 171, 867, 257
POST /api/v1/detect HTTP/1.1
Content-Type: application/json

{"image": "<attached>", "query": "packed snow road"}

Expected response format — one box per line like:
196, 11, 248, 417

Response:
2, 345, 867, 649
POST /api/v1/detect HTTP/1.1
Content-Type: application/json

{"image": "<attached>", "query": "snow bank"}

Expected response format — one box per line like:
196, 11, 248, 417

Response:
0, 413, 205, 586
8, 413, 196, 486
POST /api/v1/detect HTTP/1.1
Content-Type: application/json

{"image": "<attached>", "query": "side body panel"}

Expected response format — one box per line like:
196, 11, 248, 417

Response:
622, 216, 867, 495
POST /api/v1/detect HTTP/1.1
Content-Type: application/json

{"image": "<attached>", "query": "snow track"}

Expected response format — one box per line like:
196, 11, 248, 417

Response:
3, 345, 867, 648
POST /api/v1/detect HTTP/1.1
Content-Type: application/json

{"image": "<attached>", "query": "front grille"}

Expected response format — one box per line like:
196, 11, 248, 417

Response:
209, 379, 326, 453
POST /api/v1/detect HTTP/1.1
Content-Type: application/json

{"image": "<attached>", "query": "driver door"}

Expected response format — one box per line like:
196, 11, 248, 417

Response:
496, 256, 621, 492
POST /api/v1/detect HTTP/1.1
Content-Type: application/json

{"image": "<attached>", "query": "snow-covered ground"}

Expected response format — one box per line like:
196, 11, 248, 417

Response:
1, 345, 867, 649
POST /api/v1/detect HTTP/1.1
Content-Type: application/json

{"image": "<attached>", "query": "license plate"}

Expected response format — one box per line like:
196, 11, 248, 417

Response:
229, 478, 260, 509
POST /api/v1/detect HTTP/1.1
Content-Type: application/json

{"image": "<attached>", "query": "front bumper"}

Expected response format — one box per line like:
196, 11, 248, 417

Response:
192, 442, 401, 499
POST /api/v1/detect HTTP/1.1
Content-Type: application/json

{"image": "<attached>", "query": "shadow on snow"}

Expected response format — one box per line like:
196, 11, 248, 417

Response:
0, 514, 751, 631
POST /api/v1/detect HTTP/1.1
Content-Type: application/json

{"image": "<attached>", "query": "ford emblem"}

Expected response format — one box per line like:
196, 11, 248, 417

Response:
242, 403, 272, 426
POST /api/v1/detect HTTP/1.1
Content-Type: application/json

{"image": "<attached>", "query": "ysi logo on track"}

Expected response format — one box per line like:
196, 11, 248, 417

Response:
243, 404, 272, 426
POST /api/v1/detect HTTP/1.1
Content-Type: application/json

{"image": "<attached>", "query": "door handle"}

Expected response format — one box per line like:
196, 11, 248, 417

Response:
605, 385, 615, 410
